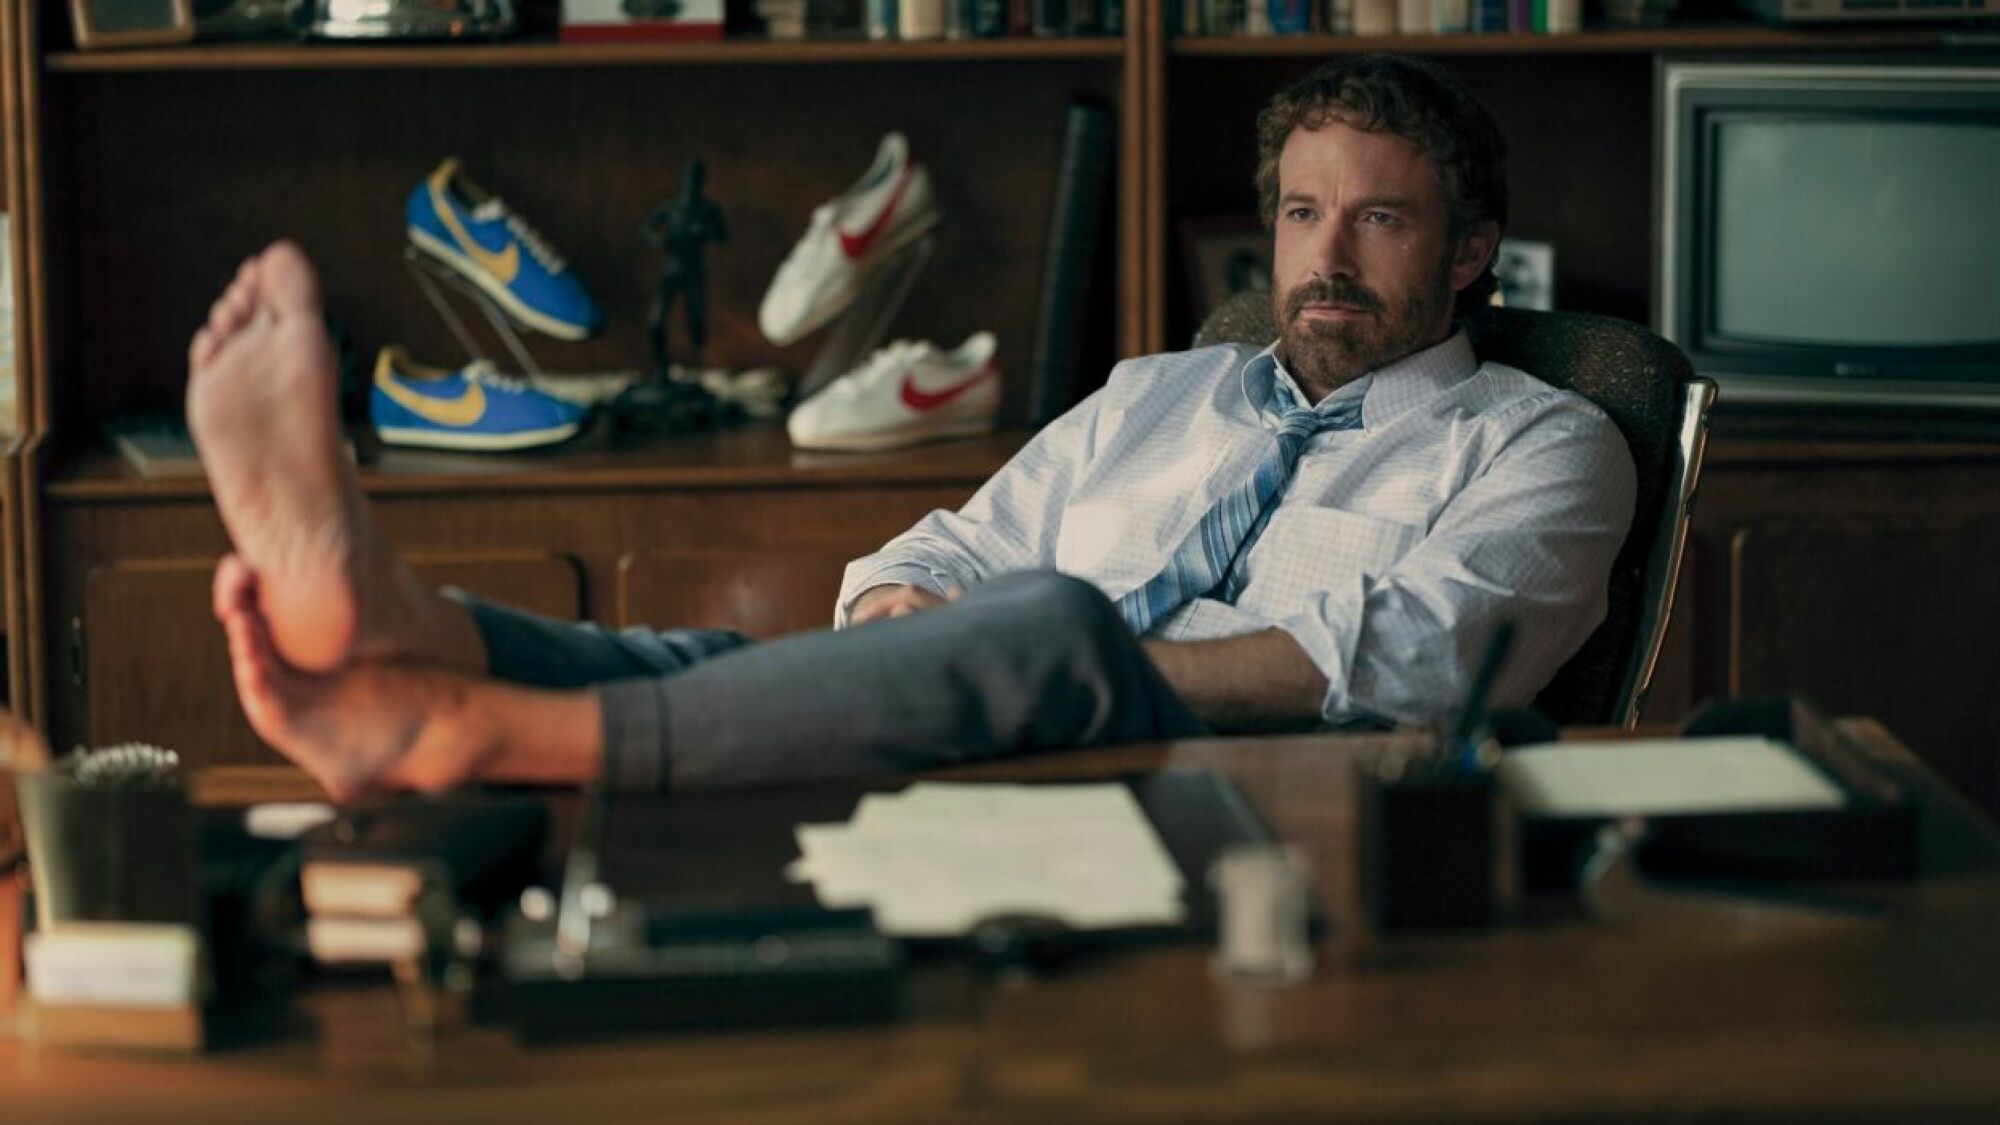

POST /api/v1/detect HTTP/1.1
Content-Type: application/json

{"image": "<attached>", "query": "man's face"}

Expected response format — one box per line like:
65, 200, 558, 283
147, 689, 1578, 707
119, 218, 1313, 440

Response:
1269, 120, 1496, 400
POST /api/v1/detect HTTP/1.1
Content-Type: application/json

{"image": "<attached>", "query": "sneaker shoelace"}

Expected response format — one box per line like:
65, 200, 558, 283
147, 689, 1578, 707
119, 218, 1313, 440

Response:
831, 341, 933, 400
777, 204, 840, 276
470, 199, 568, 273
461, 360, 535, 396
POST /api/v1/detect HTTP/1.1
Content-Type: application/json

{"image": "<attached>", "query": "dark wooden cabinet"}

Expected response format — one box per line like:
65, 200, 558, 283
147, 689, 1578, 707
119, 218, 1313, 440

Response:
1639, 433, 2000, 821
77, 549, 584, 766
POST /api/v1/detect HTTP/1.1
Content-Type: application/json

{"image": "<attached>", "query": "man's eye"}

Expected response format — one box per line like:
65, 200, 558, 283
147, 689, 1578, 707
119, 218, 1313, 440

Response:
1362, 211, 1400, 226
1285, 207, 1315, 223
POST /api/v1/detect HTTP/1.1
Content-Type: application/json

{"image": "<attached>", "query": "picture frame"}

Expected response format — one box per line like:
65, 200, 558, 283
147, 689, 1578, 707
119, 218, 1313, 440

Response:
1492, 237, 1556, 311
69, 0, 194, 48
1180, 214, 1272, 329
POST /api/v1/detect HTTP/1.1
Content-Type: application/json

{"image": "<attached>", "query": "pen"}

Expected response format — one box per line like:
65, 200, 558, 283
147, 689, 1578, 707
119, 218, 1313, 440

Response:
1449, 620, 1516, 772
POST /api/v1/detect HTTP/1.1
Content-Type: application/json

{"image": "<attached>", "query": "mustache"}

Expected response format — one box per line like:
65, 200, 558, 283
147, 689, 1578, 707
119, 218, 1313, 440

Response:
1282, 277, 1382, 322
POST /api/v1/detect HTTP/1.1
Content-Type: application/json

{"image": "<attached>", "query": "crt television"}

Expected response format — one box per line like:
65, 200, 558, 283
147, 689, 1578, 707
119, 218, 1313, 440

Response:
1657, 61, 2000, 409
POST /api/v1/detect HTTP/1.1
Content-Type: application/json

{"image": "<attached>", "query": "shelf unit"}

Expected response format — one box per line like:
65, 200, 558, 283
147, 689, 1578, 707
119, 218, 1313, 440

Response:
4, 0, 1992, 765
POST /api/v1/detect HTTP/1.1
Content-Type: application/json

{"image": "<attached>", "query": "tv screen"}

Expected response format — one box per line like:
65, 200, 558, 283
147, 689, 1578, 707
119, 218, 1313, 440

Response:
1659, 63, 2000, 407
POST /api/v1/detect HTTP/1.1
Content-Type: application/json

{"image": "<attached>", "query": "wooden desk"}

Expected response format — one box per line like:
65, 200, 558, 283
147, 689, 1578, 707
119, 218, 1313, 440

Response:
11, 720, 2000, 1122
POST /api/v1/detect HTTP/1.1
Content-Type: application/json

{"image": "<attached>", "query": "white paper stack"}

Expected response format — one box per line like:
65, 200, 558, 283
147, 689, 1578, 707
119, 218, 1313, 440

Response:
788, 782, 1187, 937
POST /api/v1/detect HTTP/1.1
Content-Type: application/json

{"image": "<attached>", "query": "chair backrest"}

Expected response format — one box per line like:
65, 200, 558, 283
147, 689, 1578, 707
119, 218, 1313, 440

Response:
1193, 291, 1715, 727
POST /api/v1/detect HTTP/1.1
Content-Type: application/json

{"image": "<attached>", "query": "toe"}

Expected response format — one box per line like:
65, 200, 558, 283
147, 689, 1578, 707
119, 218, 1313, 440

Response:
259, 240, 323, 317
212, 554, 258, 622
189, 326, 214, 372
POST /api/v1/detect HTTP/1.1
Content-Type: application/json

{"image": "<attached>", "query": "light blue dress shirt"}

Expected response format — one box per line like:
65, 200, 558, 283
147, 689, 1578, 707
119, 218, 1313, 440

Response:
837, 330, 1637, 725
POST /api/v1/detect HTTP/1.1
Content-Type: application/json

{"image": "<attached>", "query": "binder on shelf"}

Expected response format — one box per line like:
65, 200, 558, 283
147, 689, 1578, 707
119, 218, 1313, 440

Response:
1026, 99, 1116, 427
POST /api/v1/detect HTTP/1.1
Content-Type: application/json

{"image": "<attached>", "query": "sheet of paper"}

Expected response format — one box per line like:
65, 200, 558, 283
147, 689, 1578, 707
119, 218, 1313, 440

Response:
1497, 736, 1848, 817
789, 782, 1187, 938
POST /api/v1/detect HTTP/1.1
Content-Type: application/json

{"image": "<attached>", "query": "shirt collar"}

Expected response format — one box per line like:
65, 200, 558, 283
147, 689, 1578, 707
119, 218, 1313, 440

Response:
1240, 328, 1477, 430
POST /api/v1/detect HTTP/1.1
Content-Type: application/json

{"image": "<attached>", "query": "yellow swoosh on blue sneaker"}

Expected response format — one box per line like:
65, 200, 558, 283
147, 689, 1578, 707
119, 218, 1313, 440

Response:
429, 165, 521, 286
376, 365, 487, 428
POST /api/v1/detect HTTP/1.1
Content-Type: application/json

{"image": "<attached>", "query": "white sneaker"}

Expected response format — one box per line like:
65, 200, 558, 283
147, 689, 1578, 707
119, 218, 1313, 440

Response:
758, 132, 940, 347
787, 332, 1000, 452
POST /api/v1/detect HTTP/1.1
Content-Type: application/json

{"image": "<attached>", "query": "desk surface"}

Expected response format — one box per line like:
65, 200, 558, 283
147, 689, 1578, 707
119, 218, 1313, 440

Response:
12, 720, 2000, 1123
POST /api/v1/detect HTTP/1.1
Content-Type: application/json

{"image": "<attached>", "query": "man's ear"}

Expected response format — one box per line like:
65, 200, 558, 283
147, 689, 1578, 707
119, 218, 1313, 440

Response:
1449, 221, 1502, 293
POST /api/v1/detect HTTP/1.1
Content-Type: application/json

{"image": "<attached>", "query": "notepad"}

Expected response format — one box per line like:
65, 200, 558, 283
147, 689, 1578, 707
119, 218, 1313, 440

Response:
1498, 737, 1849, 818
787, 781, 1187, 938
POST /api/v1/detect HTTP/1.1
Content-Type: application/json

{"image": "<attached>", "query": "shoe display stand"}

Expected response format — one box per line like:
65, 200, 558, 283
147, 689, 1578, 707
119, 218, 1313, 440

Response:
0, 0, 1976, 773
796, 234, 934, 403
402, 246, 549, 380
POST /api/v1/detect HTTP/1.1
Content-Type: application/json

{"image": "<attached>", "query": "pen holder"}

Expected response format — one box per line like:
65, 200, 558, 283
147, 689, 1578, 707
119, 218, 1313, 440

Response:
17, 746, 200, 931
1355, 751, 1516, 931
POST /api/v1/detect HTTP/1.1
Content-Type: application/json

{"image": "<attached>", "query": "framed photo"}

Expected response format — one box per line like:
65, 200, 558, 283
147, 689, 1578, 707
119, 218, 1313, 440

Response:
1492, 237, 1556, 311
1181, 214, 1272, 328
69, 0, 193, 48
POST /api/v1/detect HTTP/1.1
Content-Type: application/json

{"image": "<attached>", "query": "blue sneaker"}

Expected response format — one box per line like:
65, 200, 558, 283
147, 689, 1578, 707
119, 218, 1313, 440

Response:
370, 347, 589, 451
405, 158, 603, 341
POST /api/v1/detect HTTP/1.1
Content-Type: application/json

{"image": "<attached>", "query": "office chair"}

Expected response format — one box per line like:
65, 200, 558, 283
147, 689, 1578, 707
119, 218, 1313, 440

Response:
1194, 292, 1716, 728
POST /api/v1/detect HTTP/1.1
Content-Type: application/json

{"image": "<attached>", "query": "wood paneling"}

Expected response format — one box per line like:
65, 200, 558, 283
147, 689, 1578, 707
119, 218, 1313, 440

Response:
617, 546, 857, 636
78, 550, 582, 768
1639, 432, 2000, 823
42, 470, 988, 760
1730, 517, 2000, 819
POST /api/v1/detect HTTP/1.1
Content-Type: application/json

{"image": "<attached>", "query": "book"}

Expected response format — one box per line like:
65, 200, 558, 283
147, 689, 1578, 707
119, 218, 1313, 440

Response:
24, 923, 201, 1007
103, 414, 203, 478
1026, 100, 1116, 427
104, 413, 358, 479
298, 796, 548, 919
305, 915, 428, 964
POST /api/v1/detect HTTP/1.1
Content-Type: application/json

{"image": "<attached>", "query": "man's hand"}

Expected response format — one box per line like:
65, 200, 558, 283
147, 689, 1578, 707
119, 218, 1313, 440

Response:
849, 583, 950, 625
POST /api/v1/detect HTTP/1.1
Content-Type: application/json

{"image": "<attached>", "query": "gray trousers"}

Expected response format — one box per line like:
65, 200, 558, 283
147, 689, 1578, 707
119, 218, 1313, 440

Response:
457, 571, 1207, 792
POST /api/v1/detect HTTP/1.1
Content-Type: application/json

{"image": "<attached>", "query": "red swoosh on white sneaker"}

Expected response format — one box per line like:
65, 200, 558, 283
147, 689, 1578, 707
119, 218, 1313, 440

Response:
837, 167, 915, 261
899, 365, 994, 412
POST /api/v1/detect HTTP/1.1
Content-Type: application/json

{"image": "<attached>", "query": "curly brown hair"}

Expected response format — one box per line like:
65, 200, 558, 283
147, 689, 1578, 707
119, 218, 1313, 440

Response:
1254, 55, 1508, 314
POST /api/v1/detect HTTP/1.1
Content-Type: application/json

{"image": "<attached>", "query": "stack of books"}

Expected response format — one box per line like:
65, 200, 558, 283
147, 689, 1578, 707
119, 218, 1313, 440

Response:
1173, 0, 1581, 34
770, 0, 1122, 39
299, 798, 548, 969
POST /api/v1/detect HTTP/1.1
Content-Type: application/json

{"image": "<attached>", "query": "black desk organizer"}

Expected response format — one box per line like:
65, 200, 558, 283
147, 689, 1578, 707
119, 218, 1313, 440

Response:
1516, 697, 1922, 891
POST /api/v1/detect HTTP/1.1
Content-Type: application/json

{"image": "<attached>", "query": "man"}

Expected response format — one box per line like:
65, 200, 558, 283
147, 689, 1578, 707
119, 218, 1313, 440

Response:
189, 55, 1633, 801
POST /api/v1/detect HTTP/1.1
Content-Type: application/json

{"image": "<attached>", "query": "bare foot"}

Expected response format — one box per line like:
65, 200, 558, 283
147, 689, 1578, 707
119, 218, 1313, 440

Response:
191, 243, 488, 677
219, 564, 487, 801
187, 242, 374, 673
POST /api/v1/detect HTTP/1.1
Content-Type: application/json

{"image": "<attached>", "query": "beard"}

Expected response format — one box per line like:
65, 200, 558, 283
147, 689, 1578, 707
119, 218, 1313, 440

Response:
1273, 262, 1454, 400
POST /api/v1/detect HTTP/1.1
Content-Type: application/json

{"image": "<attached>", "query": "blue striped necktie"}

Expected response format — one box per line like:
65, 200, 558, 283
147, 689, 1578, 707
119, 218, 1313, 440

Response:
1115, 382, 1363, 635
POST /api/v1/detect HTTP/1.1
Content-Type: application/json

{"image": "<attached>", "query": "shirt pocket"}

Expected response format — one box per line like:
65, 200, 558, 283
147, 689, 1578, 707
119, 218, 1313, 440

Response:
1243, 507, 1425, 610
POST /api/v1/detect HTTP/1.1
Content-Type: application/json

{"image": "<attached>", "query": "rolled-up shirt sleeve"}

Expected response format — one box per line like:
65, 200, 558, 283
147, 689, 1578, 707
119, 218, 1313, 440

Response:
835, 381, 1109, 627
1277, 398, 1637, 725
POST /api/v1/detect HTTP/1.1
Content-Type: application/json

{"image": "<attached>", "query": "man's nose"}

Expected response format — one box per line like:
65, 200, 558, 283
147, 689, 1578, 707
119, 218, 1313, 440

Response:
1308, 220, 1358, 280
